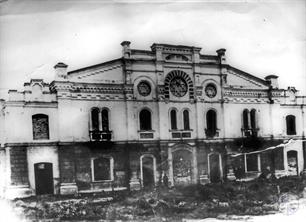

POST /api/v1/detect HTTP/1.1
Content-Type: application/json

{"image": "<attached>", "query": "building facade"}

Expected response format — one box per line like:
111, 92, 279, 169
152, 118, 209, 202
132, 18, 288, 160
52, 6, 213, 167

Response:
0, 41, 305, 198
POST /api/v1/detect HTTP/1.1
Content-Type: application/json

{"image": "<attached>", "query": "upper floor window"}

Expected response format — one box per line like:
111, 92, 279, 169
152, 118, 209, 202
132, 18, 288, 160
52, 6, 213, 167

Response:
164, 70, 194, 100
102, 109, 109, 131
32, 114, 49, 140
170, 109, 177, 130
206, 110, 217, 137
91, 108, 100, 131
92, 156, 113, 181
286, 115, 296, 135
250, 109, 257, 129
243, 109, 249, 129
183, 110, 190, 130
139, 109, 152, 131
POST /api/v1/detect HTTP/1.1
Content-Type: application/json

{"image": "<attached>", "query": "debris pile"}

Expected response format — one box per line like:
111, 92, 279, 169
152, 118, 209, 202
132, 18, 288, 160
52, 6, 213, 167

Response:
11, 176, 306, 221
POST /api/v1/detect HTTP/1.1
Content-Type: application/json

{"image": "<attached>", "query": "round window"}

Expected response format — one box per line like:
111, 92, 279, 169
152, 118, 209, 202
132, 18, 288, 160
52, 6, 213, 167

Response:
137, 81, 151, 96
205, 84, 217, 98
170, 77, 188, 97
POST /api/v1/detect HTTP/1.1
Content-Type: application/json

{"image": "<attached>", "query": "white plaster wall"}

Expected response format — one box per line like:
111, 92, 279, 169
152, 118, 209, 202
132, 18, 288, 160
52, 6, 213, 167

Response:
4, 106, 58, 143
58, 100, 128, 141
283, 140, 304, 175
223, 103, 272, 138
276, 106, 304, 137
27, 146, 59, 194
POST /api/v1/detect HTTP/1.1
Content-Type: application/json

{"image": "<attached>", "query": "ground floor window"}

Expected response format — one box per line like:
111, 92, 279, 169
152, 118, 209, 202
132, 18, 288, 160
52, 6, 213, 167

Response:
274, 147, 284, 170
246, 154, 259, 172
92, 156, 114, 181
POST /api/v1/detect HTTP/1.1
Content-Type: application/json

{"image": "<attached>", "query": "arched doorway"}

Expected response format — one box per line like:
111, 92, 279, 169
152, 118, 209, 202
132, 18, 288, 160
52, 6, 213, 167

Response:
287, 151, 298, 176
34, 162, 54, 195
172, 149, 193, 185
140, 155, 156, 188
208, 153, 222, 183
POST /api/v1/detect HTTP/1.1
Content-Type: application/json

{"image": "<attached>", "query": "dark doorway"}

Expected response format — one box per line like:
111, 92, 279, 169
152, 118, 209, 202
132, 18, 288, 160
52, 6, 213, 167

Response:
34, 162, 54, 195
142, 156, 154, 188
287, 151, 298, 176
209, 154, 221, 183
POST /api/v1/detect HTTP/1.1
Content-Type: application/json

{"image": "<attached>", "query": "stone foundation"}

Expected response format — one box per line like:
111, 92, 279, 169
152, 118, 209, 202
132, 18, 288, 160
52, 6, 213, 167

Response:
5, 185, 33, 199
60, 183, 78, 195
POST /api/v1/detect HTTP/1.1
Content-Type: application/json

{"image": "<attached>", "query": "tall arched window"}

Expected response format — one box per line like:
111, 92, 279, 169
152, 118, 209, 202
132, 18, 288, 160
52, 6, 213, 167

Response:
250, 109, 256, 130
170, 109, 177, 130
243, 109, 249, 129
32, 114, 49, 140
183, 110, 190, 130
102, 109, 109, 131
91, 108, 100, 131
206, 110, 217, 137
286, 115, 296, 135
139, 109, 152, 130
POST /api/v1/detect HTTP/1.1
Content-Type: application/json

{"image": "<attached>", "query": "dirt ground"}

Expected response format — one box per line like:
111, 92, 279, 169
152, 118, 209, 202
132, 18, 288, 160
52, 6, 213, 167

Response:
9, 176, 306, 221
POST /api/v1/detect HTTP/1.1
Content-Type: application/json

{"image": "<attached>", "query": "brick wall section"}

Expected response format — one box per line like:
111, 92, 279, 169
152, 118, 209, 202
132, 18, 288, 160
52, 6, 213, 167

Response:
59, 146, 76, 183
59, 143, 133, 191
10, 147, 28, 185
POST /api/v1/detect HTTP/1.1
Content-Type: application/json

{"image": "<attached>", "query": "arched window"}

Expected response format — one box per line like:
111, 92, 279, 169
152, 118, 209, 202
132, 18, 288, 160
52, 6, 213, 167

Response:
139, 109, 152, 130
250, 109, 256, 129
170, 109, 177, 130
286, 115, 296, 135
206, 110, 217, 137
92, 157, 113, 181
102, 109, 109, 131
32, 114, 49, 140
91, 108, 100, 131
183, 110, 190, 130
243, 109, 249, 129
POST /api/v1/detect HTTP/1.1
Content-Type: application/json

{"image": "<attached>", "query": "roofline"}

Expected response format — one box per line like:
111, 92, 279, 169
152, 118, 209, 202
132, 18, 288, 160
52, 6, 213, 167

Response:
225, 65, 269, 86
68, 58, 123, 75
151, 43, 201, 50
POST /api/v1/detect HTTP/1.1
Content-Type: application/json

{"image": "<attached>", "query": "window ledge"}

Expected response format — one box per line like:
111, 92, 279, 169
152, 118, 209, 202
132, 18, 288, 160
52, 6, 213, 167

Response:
169, 129, 193, 132
92, 180, 114, 183
138, 130, 155, 132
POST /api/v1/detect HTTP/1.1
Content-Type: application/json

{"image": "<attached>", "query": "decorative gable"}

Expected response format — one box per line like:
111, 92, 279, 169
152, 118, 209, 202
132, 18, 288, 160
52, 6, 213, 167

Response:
67, 59, 124, 84
225, 67, 269, 90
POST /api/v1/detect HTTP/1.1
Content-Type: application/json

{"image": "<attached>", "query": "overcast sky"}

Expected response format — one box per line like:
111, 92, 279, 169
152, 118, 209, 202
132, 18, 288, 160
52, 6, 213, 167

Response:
0, 0, 305, 98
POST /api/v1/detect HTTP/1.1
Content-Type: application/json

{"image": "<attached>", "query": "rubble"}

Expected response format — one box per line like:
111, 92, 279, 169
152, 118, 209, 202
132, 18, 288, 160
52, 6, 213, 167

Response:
8, 176, 306, 221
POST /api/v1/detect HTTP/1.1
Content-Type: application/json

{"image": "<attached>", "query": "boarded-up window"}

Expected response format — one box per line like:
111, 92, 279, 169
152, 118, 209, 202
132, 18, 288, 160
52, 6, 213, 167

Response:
93, 157, 112, 181
32, 114, 49, 140
246, 154, 258, 172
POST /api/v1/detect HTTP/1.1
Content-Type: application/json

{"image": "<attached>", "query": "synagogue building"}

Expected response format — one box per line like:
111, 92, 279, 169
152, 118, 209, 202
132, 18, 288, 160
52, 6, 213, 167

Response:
0, 41, 305, 198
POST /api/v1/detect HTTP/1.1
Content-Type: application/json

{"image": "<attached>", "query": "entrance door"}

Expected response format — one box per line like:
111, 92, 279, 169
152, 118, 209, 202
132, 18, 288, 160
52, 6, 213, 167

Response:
173, 150, 192, 185
34, 162, 54, 195
142, 156, 154, 188
209, 154, 221, 183
287, 151, 298, 176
